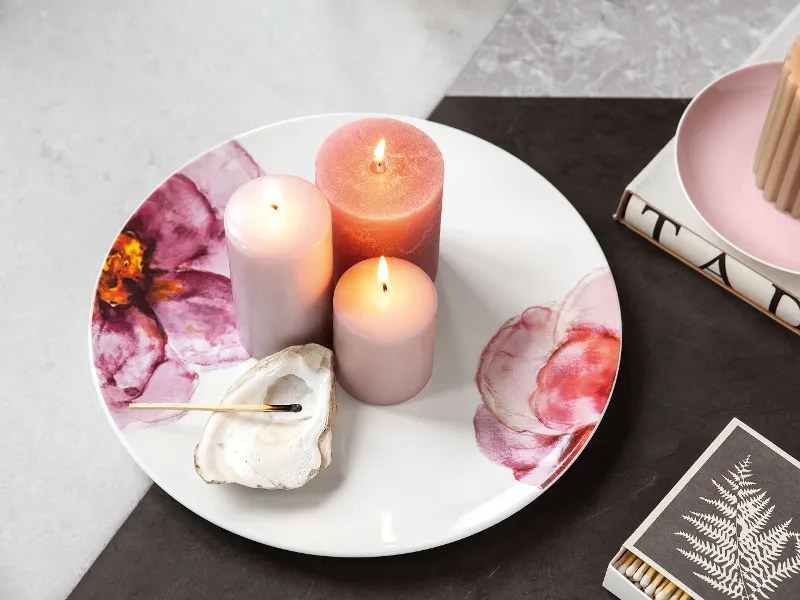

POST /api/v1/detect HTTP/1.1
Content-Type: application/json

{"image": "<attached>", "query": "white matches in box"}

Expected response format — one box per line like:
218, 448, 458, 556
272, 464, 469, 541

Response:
605, 548, 692, 600
603, 419, 800, 600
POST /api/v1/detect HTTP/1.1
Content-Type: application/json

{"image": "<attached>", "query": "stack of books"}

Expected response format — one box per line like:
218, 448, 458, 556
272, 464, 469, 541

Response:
616, 6, 800, 336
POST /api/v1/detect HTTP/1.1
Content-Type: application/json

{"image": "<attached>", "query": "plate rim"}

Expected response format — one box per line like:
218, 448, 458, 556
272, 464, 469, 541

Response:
87, 111, 623, 557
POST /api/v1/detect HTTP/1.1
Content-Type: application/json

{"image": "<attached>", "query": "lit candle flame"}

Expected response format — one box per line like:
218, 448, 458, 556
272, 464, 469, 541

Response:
377, 256, 389, 293
374, 139, 386, 164
372, 138, 387, 173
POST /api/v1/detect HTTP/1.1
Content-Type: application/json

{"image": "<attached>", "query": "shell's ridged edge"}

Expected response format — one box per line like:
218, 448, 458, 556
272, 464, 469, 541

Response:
290, 343, 337, 484
193, 343, 337, 489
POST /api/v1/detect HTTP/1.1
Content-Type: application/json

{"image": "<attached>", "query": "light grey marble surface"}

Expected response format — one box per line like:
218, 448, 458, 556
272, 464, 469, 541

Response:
451, 0, 800, 97
4, 0, 800, 597
0, 2, 513, 599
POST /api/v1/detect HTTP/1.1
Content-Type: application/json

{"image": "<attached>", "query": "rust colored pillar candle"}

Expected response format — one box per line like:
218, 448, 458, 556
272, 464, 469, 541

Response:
315, 118, 444, 281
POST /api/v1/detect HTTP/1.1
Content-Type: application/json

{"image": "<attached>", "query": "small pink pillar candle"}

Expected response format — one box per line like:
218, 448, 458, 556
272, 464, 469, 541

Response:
333, 256, 437, 405
225, 175, 333, 359
315, 118, 445, 282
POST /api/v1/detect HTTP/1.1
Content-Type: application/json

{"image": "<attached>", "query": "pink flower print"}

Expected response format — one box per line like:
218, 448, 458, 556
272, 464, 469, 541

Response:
92, 141, 262, 428
474, 269, 620, 488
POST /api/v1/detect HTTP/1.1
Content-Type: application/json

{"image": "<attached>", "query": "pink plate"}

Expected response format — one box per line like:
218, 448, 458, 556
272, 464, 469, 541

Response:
675, 61, 800, 274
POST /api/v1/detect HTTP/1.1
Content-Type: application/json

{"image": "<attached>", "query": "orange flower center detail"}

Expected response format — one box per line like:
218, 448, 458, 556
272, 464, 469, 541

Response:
98, 232, 146, 306
149, 275, 184, 301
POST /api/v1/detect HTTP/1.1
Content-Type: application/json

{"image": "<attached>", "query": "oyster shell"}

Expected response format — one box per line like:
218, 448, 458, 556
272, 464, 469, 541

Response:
194, 344, 337, 490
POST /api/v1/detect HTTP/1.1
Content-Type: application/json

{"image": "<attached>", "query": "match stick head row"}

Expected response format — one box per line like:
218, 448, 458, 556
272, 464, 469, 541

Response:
644, 573, 664, 596
617, 552, 636, 574
611, 549, 692, 600
613, 550, 633, 570
655, 582, 676, 600
640, 566, 656, 587
625, 558, 643, 577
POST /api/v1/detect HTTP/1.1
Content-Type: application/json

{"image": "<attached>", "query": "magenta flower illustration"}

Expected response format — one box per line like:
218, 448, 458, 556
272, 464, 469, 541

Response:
474, 269, 621, 488
91, 141, 262, 428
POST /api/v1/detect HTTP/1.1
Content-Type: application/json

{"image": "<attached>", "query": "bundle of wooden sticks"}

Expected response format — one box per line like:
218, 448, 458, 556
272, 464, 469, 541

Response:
613, 550, 693, 600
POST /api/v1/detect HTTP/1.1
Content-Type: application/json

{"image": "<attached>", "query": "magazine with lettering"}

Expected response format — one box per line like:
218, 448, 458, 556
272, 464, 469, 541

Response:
616, 8, 800, 338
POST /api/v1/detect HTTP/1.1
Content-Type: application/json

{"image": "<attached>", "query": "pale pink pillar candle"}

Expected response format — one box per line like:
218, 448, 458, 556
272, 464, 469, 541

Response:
315, 118, 445, 282
333, 257, 437, 405
225, 175, 333, 359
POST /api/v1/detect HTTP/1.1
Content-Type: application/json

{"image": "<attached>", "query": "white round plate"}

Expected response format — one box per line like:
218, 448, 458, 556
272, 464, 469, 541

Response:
89, 113, 621, 557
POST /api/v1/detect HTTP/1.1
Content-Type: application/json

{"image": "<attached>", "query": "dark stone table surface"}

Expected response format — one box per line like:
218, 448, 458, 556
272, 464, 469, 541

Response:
69, 98, 800, 600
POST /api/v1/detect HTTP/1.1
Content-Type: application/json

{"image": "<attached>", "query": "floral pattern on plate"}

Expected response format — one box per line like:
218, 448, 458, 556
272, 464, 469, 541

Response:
91, 142, 262, 429
474, 269, 621, 488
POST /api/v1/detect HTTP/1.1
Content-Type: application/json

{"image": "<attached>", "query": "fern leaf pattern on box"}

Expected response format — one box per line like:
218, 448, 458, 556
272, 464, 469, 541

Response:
675, 456, 800, 599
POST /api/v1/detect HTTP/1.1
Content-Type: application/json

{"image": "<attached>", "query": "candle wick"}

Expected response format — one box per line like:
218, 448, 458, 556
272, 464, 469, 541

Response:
382, 282, 388, 293
270, 203, 279, 211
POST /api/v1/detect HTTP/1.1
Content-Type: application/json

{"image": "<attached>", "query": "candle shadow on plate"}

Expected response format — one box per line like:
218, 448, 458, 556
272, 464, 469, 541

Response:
401, 251, 507, 420
220, 392, 358, 510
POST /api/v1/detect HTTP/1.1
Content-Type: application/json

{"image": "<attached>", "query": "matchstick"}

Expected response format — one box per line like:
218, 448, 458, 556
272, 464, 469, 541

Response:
612, 548, 692, 600
128, 402, 303, 413
613, 550, 633, 570
625, 558, 643, 577
655, 582, 676, 600
645, 574, 664, 597
617, 552, 637, 574
640, 566, 656, 587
